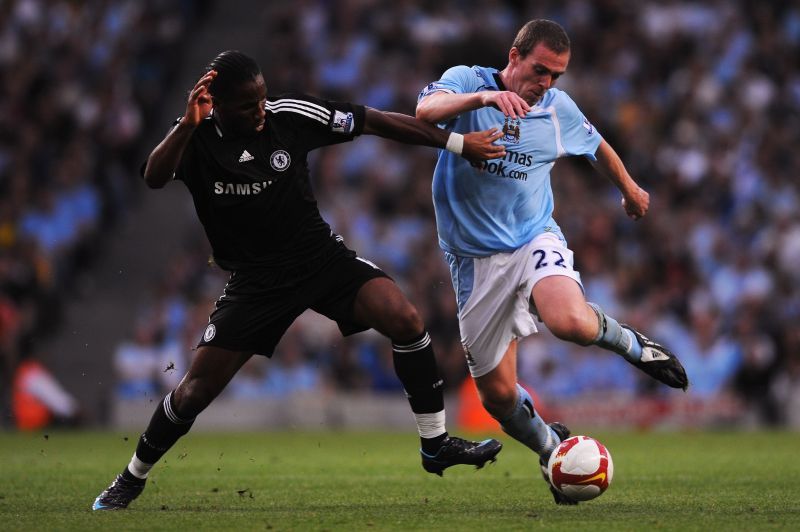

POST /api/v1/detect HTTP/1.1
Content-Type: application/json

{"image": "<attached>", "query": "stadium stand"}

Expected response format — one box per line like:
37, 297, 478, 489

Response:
3, 0, 799, 429
115, 0, 800, 429
0, 0, 211, 427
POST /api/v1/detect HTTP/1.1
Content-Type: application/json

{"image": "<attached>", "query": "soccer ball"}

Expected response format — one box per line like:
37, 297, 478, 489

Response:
547, 435, 613, 501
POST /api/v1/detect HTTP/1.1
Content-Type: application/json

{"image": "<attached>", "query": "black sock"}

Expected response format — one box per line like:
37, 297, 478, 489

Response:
392, 331, 445, 414
421, 433, 449, 454
392, 331, 448, 454
133, 391, 195, 466
121, 468, 145, 484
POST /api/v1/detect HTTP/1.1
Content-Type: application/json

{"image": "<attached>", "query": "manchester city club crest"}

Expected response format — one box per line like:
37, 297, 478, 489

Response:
502, 116, 521, 143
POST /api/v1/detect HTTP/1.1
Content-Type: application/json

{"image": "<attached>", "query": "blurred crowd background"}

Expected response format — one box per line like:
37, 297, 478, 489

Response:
2, 0, 799, 430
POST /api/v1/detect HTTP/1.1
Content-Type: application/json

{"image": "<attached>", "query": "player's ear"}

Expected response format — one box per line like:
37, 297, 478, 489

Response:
508, 47, 521, 65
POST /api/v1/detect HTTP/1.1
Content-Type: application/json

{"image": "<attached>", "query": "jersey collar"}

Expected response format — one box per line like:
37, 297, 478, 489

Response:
492, 72, 507, 91
209, 110, 224, 138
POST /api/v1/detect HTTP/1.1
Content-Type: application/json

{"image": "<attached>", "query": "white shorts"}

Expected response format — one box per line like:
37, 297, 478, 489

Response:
445, 233, 583, 378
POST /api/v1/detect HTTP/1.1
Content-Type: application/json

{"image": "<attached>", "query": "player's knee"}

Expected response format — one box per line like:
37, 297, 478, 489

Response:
477, 380, 517, 419
544, 307, 595, 345
385, 304, 424, 342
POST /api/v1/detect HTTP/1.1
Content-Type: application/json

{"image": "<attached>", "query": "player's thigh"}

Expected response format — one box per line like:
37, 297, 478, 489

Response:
308, 253, 399, 337
200, 268, 306, 356
523, 233, 594, 337
531, 274, 587, 324
531, 275, 597, 342
352, 277, 422, 339
446, 255, 537, 379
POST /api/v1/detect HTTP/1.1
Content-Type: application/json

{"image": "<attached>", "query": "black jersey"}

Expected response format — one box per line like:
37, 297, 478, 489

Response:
173, 93, 365, 270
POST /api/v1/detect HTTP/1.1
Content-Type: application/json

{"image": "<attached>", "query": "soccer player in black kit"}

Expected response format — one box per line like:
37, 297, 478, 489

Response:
93, 50, 509, 510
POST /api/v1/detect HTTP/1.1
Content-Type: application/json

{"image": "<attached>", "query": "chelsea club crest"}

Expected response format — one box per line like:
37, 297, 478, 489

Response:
270, 150, 291, 171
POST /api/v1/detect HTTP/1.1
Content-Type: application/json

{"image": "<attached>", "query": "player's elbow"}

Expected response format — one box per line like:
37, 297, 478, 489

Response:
142, 168, 169, 189
415, 104, 436, 124
142, 158, 174, 188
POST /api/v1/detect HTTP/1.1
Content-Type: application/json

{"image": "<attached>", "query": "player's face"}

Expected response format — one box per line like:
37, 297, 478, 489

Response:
214, 74, 267, 137
507, 43, 569, 105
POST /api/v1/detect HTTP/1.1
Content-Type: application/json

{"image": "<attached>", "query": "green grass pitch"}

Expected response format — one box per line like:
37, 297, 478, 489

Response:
1, 429, 799, 530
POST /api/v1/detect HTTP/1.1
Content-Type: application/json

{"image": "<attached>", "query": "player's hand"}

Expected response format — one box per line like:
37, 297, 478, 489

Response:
480, 91, 531, 119
621, 186, 649, 220
462, 128, 505, 164
183, 70, 217, 127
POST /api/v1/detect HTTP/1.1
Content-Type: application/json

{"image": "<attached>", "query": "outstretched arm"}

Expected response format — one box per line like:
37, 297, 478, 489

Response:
143, 70, 217, 188
590, 139, 649, 220
362, 107, 505, 162
416, 90, 531, 123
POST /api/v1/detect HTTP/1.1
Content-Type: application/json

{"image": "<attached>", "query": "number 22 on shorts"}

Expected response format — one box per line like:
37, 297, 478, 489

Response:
532, 249, 567, 269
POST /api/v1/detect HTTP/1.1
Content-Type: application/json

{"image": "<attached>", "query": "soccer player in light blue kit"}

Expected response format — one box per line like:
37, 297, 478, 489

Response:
416, 19, 688, 504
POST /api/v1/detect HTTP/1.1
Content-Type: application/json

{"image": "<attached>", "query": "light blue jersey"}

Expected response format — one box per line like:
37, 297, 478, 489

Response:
419, 65, 603, 257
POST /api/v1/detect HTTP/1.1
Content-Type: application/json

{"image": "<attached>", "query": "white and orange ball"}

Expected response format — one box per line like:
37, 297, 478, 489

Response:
547, 435, 614, 501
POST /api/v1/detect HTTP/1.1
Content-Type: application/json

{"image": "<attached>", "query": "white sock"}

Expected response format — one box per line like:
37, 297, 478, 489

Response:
414, 411, 446, 439
127, 454, 154, 479
497, 384, 559, 457
589, 303, 642, 361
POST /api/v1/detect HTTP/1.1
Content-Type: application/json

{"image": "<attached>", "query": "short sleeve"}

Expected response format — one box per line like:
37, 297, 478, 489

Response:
266, 93, 366, 151
555, 91, 603, 160
418, 65, 481, 102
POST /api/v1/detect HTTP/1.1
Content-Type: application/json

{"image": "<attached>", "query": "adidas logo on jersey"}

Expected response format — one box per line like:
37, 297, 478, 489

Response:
238, 150, 254, 163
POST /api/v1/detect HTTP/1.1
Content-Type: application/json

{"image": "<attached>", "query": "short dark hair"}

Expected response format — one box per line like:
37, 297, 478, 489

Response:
206, 50, 262, 101
512, 19, 570, 56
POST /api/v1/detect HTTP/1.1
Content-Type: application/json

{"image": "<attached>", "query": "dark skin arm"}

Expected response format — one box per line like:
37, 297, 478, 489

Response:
362, 107, 505, 163
145, 73, 505, 188
143, 70, 217, 188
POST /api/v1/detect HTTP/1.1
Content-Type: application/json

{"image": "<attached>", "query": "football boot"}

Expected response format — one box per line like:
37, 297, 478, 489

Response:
421, 436, 502, 476
92, 473, 146, 511
538, 422, 579, 505
623, 325, 689, 390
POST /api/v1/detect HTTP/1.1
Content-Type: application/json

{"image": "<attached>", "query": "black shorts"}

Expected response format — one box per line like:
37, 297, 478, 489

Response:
198, 246, 389, 356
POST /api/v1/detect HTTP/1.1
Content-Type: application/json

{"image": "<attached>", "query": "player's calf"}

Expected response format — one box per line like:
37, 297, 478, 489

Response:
494, 384, 559, 456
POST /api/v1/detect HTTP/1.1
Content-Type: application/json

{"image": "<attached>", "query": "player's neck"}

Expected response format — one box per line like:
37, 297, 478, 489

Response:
497, 68, 510, 91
